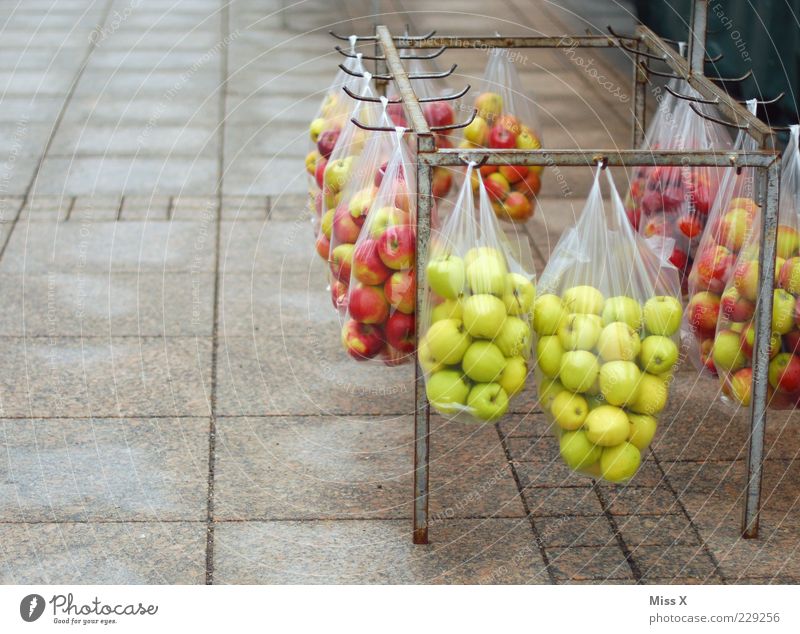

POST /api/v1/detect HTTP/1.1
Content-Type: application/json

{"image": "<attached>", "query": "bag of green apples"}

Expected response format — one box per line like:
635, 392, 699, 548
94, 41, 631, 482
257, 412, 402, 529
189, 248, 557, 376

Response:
341, 128, 417, 365
683, 101, 760, 376
419, 162, 536, 423
306, 38, 366, 218
534, 164, 682, 482
460, 48, 544, 223
712, 125, 800, 408
322, 97, 397, 310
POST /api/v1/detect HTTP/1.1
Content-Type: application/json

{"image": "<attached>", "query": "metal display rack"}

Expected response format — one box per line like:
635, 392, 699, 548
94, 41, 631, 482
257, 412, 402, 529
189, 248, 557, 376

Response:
331, 0, 783, 543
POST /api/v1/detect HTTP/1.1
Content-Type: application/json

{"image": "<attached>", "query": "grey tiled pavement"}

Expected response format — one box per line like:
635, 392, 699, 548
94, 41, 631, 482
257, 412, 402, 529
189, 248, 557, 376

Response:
0, 0, 798, 586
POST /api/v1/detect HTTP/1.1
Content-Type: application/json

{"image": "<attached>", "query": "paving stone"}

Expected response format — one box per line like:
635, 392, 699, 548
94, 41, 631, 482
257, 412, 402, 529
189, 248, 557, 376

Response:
497, 413, 548, 438
18, 195, 71, 221
633, 544, 722, 582
615, 513, 700, 547
218, 219, 320, 273
525, 486, 605, 517
63, 93, 220, 127
70, 195, 122, 220
547, 545, 634, 581
0, 522, 206, 584
535, 514, 616, 548
0, 417, 209, 521
220, 195, 268, 220
171, 195, 217, 220
0, 336, 212, 417
213, 519, 548, 584
224, 124, 308, 159
600, 485, 683, 516
268, 192, 310, 221
515, 460, 595, 488
120, 195, 172, 220
50, 124, 220, 157
222, 155, 305, 196
506, 434, 559, 463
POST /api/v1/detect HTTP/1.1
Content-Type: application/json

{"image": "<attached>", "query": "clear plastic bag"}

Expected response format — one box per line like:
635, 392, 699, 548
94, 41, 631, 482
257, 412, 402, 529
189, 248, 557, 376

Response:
712, 125, 800, 409
418, 163, 537, 423
628, 83, 731, 290
683, 101, 759, 375
534, 164, 682, 482
340, 128, 417, 365
460, 48, 544, 223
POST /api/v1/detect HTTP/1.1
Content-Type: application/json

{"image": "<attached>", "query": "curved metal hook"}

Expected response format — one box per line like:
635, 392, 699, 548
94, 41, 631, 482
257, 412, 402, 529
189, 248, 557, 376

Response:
643, 62, 682, 79
737, 92, 786, 106
349, 118, 411, 132
705, 52, 724, 63
339, 63, 457, 82
689, 103, 748, 130
393, 29, 437, 41
334, 45, 447, 61
329, 30, 376, 41
607, 26, 666, 61
664, 84, 720, 105
329, 29, 435, 43
342, 84, 471, 104
711, 69, 754, 83
430, 108, 477, 132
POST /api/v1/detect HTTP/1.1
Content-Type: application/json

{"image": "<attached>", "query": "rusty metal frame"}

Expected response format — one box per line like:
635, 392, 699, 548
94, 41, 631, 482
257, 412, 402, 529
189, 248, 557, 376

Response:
344, 1, 781, 545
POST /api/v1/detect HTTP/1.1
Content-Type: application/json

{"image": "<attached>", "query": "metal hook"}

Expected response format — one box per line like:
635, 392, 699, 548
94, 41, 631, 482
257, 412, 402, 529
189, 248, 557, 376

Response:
737, 92, 786, 106
705, 52, 724, 63
329, 29, 436, 42
593, 155, 608, 170
343, 84, 471, 104
430, 108, 477, 132
334, 45, 447, 61
350, 108, 477, 133
460, 154, 488, 168
689, 102, 748, 130
338, 63, 457, 82
664, 84, 720, 105
349, 118, 412, 132
329, 31, 376, 42
393, 29, 437, 42
607, 26, 666, 61
711, 69, 754, 83
642, 62, 682, 79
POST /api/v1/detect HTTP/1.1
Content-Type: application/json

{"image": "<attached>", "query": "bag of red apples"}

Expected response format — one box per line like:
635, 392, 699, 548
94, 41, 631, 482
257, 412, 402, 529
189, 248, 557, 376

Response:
460, 48, 544, 223
684, 101, 759, 375
627, 83, 731, 290
712, 125, 800, 408
419, 162, 537, 423
534, 164, 682, 483
341, 129, 417, 365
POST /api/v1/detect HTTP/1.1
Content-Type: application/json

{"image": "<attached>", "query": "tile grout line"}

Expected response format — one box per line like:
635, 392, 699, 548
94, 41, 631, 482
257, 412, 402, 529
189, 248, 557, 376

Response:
592, 483, 645, 583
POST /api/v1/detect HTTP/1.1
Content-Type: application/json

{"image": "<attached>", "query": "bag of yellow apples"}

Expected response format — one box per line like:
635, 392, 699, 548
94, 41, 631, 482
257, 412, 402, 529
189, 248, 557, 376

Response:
341, 128, 417, 366
460, 49, 544, 223
683, 101, 760, 376
306, 38, 366, 219
419, 162, 537, 422
534, 164, 682, 483
711, 125, 800, 409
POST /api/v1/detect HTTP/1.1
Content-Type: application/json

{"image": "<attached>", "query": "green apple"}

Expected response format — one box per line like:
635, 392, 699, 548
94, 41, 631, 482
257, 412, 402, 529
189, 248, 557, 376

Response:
418, 339, 444, 374
499, 356, 527, 397
585, 405, 629, 447
425, 318, 472, 365
627, 412, 657, 451
495, 316, 532, 358
466, 254, 508, 295
643, 296, 682, 336
464, 246, 504, 268
712, 329, 746, 373
536, 335, 564, 378
533, 294, 567, 335
558, 313, 601, 351
538, 377, 565, 411
559, 430, 602, 471
596, 322, 641, 362
639, 335, 679, 374
462, 294, 507, 339
551, 391, 589, 431
431, 298, 463, 323
467, 383, 509, 421
602, 296, 642, 330
599, 360, 642, 406
502, 273, 536, 316
559, 350, 600, 393
562, 285, 604, 315
462, 341, 506, 382
773, 289, 796, 335
323, 156, 353, 193
426, 369, 470, 413
628, 373, 668, 415
600, 442, 641, 482
427, 254, 466, 300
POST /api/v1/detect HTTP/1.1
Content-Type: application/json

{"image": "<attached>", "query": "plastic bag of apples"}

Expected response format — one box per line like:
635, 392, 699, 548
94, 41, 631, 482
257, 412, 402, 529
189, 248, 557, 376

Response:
683, 101, 759, 375
460, 48, 544, 223
712, 125, 800, 408
419, 162, 537, 423
341, 128, 417, 365
534, 164, 682, 483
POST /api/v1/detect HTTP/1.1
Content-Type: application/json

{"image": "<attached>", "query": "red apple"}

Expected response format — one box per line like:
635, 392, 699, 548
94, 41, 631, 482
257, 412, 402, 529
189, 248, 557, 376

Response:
432, 168, 452, 199
385, 311, 415, 353
331, 279, 348, 311
769, 352, 800, 393
487, 124, 516, 149
384, 269, 415, 314
332, 204, 362, 244
314, 157, 328, 189
669, 247, 688, 271
785, 329, 800, 354
378, 224, 415, 270
352, 238, 392, 285
720, 287, 755, 323
504, 191, 533, 221
677, 214, 703, 239
341, 319, 384, 360
484, 172, 510, 202
348, 283, 390, 324
423, 101, 454, 127
315, 233, 330, 260
499, 165, 528, 184
329, 243, 354, 282
687, 291, 721, 338
317, 128, 340, 159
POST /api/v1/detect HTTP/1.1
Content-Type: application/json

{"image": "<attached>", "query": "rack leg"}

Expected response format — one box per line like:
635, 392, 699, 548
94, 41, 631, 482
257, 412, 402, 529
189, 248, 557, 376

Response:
632, 45, 647, 148
742, 160, 781, 539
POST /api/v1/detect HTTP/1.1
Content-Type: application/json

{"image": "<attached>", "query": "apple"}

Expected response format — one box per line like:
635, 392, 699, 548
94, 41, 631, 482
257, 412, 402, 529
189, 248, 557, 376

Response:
686, 291, 721, 337
692, 245, 734, 293
309, 117, 326, 143
562, 285, 604, 315
600, 442, 641, 482
730, 367, 753, 405
639, 335, 679, 374
384, 270, 415, 314
488, 124, 516, 149
677, 214, 703, 239
475, 92, 503, 121
503, 191, 533, 221
484, 172, 511, 201
426, 369, 470, 413
425, 318, 472, 365
315, 233, 330, 260
352, 238, 392, 285
431, 298, 463, 323
427, 254, 466, 300
585, 405, 630, 447
466, 252, 508, 295
779, 256, 800, 294
462, 294, 507, 339
712, 329, 746, 373
768, 352, 800, 393
733, 260, 759, 302
341, 319, 384, 360
628, 373, 668, 415
602, 296, 642, 330
785, 329, 800, 354
533, 294, 567, 335
560, 430, 602, 471
314, 156, 328, 189
773, 288, 796, 334
418, 338, 444, 374
347, 187, 375, 222
551, 391, 589, 431
463, 116, 489, 145
331, 279, 348, 311
516, 127, 541, 150
462, 341, 506, 382
467, 383, 509, 421
558, 313, 601, 351
432, 168, 453, 199
306, 149, 320, 175
499, 356, 527, 397
718, 208, 749, 251
777, 226, 800, 259
423, 101, 454, 127
385, 311, 415, 353
720, 287, 755, 323
368, 206, 407, 239
323, 156, 353, 193
643, 296, 682, 336
627, 412, 657, 450
495, 316, 532, 358
669, 247, 688, 271
377, 224, 415, 270
348, 283, 389, 324
332, 205, 361, 244
538, 377, 566, 411
559, 350, 600, 393
536, 335, 564, 378
464, 246, 505, 269
596, 322, 641, 362
329, 243, 355, 282
740, 323, 780, 359
599, 360, 642, 406
502, 273, 535, 315
320, 208, 334, 239
499, 165, 528, 184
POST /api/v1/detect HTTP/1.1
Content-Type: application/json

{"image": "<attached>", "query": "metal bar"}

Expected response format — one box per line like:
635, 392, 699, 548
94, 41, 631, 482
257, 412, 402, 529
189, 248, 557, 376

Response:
417, 147, 777, 168
665, 84, 719, 104
689, 102, 748, 130
633, 42, 647, 147
743, 158, 781, 539
394, 34, 634, 49
688, 0, 708, 75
